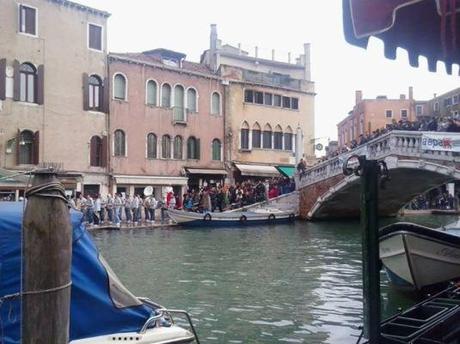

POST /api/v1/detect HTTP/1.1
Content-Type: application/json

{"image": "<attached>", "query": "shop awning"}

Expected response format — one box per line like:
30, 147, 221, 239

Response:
235, 164, 281, 177
114, 175, 188, 186
0, 168, 30, 188
276, 166, 295, 178
343, 0, 460, 74
185, 168, 227, 175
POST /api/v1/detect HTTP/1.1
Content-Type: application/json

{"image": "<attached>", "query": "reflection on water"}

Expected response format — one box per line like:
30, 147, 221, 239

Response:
91, 215, 457, 343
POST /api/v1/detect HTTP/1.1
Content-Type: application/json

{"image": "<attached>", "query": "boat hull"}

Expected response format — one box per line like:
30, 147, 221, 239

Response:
379, 222, 460, 290
167, 209, 296, 227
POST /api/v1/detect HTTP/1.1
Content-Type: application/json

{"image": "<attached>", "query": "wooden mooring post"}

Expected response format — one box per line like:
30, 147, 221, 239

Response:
22, 170, 72, 343
359, 156, 381, 343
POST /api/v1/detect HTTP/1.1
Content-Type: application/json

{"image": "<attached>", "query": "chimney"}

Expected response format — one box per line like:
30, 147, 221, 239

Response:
272, 49, 275, 61
409, 86, 413, 100
238, 43, 242, 55
255, 46, 258, 59
400, 94, 406, 100
355, 90, 363, 104
303, 43, 311, 80
288, 52, 291, 63
209, 24, 218, 72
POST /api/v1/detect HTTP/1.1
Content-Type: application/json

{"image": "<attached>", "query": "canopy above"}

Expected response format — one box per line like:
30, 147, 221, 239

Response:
343, 0, 460, 74
235, 163, 281, 177
276, 166, 295, 178
185, 168, 227, 175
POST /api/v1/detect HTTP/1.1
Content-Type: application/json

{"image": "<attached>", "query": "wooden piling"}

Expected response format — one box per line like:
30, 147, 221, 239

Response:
22, 171, 72, 343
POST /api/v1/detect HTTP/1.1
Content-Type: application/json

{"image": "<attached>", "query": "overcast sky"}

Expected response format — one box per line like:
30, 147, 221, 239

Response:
79, 0, 460, 147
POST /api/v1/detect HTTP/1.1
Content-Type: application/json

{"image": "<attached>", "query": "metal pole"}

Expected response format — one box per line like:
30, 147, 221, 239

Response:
359, 156, 381, 343
22, 170, 72, 343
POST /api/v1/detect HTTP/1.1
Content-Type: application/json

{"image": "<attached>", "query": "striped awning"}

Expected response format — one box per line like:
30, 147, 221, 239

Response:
185, 168, 227, 175
235, 164, 281, 177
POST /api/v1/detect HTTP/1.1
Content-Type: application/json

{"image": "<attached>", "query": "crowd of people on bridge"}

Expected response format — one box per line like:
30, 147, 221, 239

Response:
406, 192, 457, 211
72, 176, 295, 226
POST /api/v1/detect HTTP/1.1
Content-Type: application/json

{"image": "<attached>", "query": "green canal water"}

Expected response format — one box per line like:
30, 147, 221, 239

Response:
91, 215, 457, 344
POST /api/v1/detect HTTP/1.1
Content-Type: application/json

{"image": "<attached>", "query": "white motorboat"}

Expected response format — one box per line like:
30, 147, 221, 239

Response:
167, 208, 296, 227
379, 222, 460, 290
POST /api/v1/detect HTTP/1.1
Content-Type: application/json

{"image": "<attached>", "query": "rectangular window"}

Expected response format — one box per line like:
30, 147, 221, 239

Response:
401, 109, 408, 119
88, 23, 102, 51
284, 133, 292, 150
19, 5, 36, 36
291, 97, 299, 110
434, 102, 439, 111
244, 89, 253, 103
385, 110, 393, 118
274, 95, 282, 107
264, 93, 272, 106
252, 130, 261, 148
416, 105, 423, 115
263, 131, 272, 149
274, 132, 283, 149
255, 91, 264, 104
453, 95, 459, 105
282, 96, 291, 108
241, 129, 249, 150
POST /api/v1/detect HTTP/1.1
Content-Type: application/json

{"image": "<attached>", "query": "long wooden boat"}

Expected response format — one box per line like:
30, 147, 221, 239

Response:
167, 208, 296, 227
379, 222, 460, 291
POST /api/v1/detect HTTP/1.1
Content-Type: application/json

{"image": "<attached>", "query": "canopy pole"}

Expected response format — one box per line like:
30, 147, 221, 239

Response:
359, 156, 381, 343
22, 170, 72, 343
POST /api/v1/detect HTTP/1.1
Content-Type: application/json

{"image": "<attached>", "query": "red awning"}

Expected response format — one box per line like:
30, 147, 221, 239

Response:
343, 0, 460, 74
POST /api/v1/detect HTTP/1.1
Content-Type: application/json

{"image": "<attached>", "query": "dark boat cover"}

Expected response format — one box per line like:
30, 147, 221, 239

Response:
0, 202, 155, 343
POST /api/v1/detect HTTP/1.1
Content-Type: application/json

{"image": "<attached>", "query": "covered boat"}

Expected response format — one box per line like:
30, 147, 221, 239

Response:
379, 222, 460, 291
167, 208, 296, 227
0, 202, 197, 343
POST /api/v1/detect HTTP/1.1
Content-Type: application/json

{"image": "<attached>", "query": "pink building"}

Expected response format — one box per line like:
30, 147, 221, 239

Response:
108, 49, 226, 199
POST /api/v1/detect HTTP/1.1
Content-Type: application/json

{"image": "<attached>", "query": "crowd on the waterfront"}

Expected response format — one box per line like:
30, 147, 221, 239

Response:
406, 192, 457, 211
71, 177, 295, 226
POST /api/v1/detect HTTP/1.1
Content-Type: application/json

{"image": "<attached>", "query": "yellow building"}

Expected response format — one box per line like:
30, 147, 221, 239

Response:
201, 25, 315, 181
0, 0, 110, 197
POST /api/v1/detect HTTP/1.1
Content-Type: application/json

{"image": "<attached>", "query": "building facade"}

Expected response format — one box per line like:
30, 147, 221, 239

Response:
0, 0, 110, 198
201, 25, 315, 180
424, 87, 460, 119
338, 88, 416, 147
108, 49, 226, 199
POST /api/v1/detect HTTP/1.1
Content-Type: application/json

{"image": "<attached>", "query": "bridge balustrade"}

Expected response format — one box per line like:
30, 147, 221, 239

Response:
298, 130, 460, 189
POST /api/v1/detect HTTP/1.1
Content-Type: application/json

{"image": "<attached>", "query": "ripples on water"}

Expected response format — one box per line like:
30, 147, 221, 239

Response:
91, 215, 457, 343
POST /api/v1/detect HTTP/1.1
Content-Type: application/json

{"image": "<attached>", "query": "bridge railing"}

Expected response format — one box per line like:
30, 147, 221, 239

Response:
297, 130, 460, 188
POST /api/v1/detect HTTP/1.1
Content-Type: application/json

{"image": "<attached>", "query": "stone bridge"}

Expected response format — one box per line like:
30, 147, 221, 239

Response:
297, 131, 460, 220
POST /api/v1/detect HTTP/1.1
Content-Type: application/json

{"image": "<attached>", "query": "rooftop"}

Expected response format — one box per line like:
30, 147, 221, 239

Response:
50, 0, 110, 17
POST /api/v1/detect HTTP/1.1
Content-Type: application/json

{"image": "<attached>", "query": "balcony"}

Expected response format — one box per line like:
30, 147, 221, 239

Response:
243, 70, 302, 90
172, 106, 186, 125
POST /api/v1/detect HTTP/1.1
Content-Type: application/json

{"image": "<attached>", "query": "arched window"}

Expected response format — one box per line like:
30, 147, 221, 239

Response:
89, 75, 102, 111
252, 122, 261, 149
161, 83, 171, 107
284, 126, 293, 151
173, 135, 183, 159
113, 74, 127, 100
274, 125, 283, 150
211, 92, 220, 115
114, 129, 126, 156
19, 63, 36, 103
147, 133, 157, 159
146, 80, 157, 106
173, 85, 185, 121
212, 139, 221, 161
263, 124, 272, 149
187, 136, 200, 160
161, 135, 171, 159
241, 121, 249, 150
18, 130, 35, 164
187, 88, 197, 112
90, 135, 103, 166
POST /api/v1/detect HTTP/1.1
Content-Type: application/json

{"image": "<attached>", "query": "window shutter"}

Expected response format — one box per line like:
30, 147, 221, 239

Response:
196, 138, 200, 160
15, 130, 20, 165
13, 60, 20, 101
101, 135, 108, 167
36, 65, 44, 105
90, 136, 96, 166
102, 77, 109, 113
33, 131, 40, 165
0, 59, 6, 100
82, 73, 89, 111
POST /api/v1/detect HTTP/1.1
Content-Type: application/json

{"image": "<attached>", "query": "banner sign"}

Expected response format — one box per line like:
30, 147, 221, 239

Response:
421, 133, 460, 152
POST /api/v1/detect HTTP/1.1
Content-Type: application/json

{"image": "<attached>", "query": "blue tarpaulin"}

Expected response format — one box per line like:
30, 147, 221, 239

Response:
0, 202, 156, 343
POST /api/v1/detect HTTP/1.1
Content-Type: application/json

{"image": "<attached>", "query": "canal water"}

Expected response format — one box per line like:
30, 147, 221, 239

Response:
91, 215, 457, 344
